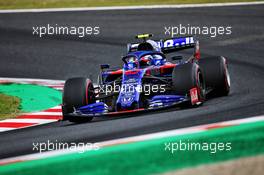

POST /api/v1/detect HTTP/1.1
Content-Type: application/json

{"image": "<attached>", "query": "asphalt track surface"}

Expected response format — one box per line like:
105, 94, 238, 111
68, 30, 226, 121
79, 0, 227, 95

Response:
0, 4, 264, 159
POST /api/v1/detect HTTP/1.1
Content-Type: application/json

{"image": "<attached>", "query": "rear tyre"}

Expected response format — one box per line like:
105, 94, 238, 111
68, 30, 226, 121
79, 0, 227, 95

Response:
172, 63, 205, 105
198, 56, 230, 96
62, 77, 95, 122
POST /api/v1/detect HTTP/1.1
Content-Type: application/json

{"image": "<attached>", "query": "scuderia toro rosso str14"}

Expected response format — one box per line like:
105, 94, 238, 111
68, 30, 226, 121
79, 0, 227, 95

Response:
62, 34, 230, 122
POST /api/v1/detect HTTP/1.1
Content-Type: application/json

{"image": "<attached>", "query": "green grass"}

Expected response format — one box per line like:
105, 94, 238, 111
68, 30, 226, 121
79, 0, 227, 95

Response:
0, 83, 62, 120
0, 83, 62, 113
0, 0, 262, 9
0, 93, 21, 120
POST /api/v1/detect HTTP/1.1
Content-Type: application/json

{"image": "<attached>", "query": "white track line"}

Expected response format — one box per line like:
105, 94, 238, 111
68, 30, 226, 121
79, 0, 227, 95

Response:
0, 115, 263, 165
53, 88, 63, 90
0, 128, 14, 132
22, 112, 62, 116
2, 119, 57, 124
50, 106, 62, 110
0, 77, 65, 84
0, 1, 264, 13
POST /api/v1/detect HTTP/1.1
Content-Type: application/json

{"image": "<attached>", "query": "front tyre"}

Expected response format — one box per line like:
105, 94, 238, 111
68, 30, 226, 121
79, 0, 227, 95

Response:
172, 63, 206, 105
62, 77, 95, 122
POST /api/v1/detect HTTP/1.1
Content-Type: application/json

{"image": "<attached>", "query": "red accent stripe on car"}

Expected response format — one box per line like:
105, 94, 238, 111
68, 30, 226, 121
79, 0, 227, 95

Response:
160, 64, 176, 74
109, 69, 123, 75
125, 70, 140, 75
190, 87, 199, 105
159, 64, 176, 69
108, 108, 145, 115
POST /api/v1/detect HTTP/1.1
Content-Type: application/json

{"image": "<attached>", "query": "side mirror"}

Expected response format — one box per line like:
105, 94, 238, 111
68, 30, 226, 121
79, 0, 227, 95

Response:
171, 55, 183, 61
122, 56, 128, 65
100, 64, 110, 69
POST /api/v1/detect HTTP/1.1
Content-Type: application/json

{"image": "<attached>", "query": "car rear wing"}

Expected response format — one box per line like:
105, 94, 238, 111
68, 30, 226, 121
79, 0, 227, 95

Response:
160, 36, 195, 54
127, 36, 196, 54
161, 36, 200, 60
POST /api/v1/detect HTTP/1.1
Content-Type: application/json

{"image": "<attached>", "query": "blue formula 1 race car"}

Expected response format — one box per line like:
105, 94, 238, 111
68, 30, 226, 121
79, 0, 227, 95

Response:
62, 34, 230, 122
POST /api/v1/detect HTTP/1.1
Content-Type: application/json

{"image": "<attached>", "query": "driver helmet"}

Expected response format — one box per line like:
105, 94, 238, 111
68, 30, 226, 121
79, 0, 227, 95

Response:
152, 54, 166, 66
140, 55, 153, 66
